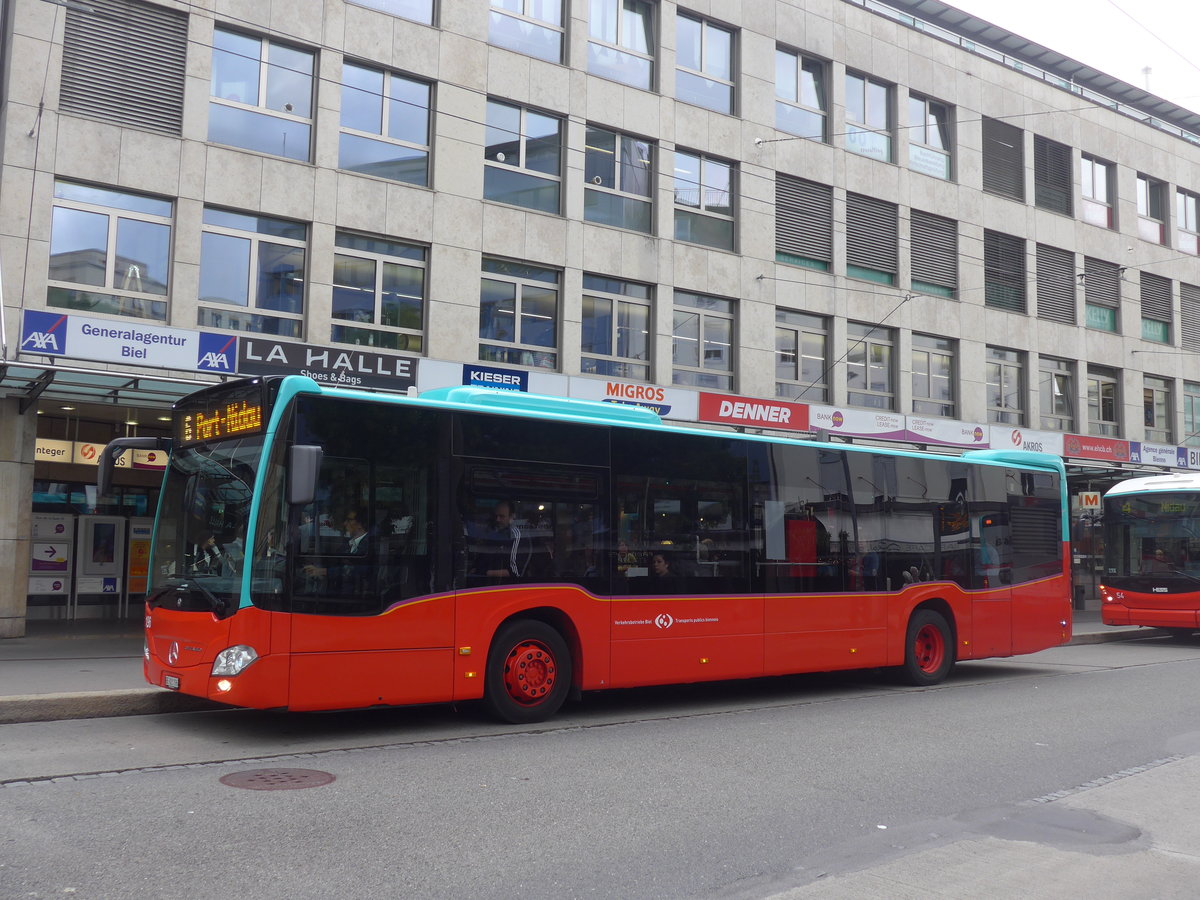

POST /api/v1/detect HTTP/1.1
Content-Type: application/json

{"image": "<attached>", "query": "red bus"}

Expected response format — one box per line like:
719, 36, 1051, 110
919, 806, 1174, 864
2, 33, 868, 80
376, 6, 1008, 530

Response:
1101, 472, 1200, 637
102, 376, 1072, 722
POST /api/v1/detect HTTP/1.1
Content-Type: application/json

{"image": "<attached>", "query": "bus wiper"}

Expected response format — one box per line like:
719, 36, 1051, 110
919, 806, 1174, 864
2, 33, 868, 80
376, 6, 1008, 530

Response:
148, 577, 232, 617
1169, 567, 1200, 586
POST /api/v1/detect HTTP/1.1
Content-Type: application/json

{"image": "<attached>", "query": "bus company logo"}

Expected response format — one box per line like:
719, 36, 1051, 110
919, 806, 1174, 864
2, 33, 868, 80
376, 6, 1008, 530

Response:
654, 613, 674, 629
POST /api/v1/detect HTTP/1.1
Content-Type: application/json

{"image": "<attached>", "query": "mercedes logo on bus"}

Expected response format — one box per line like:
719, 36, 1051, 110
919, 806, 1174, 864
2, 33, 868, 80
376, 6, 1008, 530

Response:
167, 641, 180, 665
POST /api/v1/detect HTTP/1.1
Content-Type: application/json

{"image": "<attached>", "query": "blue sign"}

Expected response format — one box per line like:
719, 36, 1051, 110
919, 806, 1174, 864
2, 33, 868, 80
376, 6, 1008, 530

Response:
19, 310, 69, 355
463, 364, 528, 391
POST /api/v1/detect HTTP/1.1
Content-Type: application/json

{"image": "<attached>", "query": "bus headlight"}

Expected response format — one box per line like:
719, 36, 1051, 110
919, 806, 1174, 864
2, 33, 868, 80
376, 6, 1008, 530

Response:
211, 645, 259, 677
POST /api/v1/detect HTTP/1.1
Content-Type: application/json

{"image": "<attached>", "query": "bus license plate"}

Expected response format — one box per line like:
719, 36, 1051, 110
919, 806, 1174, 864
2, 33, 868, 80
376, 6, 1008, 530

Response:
164, 674, 180, 690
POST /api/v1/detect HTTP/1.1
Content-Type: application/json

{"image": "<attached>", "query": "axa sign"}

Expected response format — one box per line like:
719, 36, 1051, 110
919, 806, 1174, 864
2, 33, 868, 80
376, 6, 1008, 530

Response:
20, 311, 68, 355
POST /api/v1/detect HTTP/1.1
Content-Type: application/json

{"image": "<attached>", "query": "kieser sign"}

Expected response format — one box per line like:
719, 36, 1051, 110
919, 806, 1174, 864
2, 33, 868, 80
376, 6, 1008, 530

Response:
19, 310, 235, 373
697, 393, 809, 431
238, 339, 416, 390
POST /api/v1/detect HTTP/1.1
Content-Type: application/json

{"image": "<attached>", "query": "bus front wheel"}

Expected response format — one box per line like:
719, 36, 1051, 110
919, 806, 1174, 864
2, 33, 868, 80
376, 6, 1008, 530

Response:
901, 609, 954, 686
484, 619, 572, 724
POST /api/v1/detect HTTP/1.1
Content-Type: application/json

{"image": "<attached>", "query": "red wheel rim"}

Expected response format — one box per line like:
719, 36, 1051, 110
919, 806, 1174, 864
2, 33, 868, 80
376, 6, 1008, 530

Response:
502, 639, 558, 707
913, 623, 945, 674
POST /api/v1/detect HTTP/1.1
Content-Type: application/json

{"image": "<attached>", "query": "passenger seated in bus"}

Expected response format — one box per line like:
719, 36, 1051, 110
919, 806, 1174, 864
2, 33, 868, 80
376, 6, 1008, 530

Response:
475, 500, 529, 580
650, 551, 681, 592
302, 508, 372, 587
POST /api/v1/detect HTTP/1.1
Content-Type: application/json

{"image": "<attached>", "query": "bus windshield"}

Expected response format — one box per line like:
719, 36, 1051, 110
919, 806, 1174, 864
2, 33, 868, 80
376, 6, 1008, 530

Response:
1103, 491, 1200, 579
148, 436, 264, 610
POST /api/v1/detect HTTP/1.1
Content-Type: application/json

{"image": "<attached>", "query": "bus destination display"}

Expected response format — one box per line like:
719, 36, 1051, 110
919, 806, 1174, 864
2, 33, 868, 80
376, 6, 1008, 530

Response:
176, 384, 267, 445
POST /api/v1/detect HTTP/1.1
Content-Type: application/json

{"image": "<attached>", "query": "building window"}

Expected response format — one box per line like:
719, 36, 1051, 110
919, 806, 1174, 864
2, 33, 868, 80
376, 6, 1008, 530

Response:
484, 99, 562, 214
348, 0, 433, 25
673, 150, 734, 251
1039, 356, 1075, 431
489, 0, 563, 63
675, 14, 734, 114
1137, 271, 1176, 345
1137, 175, 1166, 245
981, 117, 1024, 201
1035, 244, 1076, 325
986, 346, 1025, 426
48, 180, 172, 322
911, 334, 955, 418
1182, 282, 1200, 352
1140, 272, 1172, 344
209, 28, 313, 162
1080, 155, 1114, 228
910, 210, 957, 298
1087, 365, 1120, 437
331, 232, 425, 352
775, 310, 827, 402
198, 208, 306, 337
673, 291, 734, 390
479, 258, 559, 369
846, 193, 897, 285
775, 48, 825, 141
1083, 257, 1120, 333
984, 230, 1026, 313
1177, 189, 1200, 255
1033, 135, 1072, 215
588, 0, 655, 90
1144, 375, 1173, 443
584, 126, 653, 233
1184, 381, 1200, 448
339, 63, 430, 186
846, 322, 894, 410
845, 72, 891, 162
775, 175, 832, 271
907, 94, 951, 179
60, 0, 187, 136
581, 274, 652, 380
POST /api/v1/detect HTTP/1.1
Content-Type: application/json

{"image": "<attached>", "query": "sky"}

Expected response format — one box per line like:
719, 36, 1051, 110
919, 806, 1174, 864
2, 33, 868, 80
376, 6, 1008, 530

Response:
944, 0, 1200, 115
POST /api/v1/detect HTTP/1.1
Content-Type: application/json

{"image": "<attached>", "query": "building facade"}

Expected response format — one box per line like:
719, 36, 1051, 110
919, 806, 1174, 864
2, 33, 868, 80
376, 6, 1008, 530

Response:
2, 0, 1200, 634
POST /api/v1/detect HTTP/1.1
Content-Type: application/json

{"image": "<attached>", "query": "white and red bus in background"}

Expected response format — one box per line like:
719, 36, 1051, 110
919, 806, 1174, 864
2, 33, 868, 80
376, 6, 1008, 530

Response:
1102, 472, 1200, 638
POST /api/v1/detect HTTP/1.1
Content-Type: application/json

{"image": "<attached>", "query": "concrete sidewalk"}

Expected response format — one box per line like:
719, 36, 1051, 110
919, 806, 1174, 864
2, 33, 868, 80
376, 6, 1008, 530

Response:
0, 610, 1167, 724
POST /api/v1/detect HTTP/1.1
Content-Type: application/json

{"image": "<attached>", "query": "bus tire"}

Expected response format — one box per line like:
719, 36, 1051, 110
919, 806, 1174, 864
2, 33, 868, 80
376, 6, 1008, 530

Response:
901, 609, 954, 686
484, 619, 572, 724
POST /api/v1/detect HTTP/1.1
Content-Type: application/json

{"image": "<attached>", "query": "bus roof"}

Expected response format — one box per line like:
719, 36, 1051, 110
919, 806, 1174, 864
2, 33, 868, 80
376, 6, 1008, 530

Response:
1105, 471, 1200, 496
269, 375, 1067, 474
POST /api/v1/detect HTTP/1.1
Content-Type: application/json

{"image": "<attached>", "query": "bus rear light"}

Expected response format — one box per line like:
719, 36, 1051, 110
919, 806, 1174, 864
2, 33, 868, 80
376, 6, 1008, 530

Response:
212, 645, 259, 676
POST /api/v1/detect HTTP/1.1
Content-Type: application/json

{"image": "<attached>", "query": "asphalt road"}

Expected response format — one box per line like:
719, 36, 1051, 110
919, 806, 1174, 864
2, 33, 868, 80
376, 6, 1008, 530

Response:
3, 636, 1200, 899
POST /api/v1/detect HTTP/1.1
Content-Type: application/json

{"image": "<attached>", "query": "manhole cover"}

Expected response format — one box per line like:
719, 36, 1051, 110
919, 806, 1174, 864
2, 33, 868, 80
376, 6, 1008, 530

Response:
219, 768, 336, 791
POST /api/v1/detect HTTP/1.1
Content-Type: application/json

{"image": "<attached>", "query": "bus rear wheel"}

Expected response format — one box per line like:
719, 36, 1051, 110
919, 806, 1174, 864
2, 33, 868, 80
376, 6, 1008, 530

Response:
901, 609, 954, 686
484, 620, 572, 724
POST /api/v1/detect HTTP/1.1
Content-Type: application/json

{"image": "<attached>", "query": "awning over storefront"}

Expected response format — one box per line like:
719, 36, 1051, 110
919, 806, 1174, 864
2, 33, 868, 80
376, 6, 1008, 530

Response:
0, 360, 220, 414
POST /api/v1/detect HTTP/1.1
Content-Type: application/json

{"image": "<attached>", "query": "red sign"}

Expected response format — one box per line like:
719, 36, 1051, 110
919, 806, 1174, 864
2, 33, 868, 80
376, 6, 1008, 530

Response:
698, 393, 809, 432
1063, 434, 1131, 463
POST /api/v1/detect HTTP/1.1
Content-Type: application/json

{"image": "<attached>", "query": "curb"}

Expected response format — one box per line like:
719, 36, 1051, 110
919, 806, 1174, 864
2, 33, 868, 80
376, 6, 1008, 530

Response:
1068, 626, 1167, 646
0, 689, 221, 725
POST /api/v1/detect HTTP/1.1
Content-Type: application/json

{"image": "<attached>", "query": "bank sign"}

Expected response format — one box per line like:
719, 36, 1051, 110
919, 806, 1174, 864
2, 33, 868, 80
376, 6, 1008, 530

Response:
19, 310, 235, 373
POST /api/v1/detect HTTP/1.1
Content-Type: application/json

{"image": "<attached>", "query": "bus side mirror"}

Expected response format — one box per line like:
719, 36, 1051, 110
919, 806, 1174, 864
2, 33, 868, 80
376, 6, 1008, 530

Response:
98, 437, 172, 496
289, 445, 322, 506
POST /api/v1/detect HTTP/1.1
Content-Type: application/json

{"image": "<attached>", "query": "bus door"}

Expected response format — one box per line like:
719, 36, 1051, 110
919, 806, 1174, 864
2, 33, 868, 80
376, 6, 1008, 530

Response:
964, 462, 1013, 656
282, 398, 453, 709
